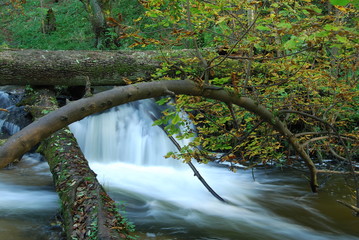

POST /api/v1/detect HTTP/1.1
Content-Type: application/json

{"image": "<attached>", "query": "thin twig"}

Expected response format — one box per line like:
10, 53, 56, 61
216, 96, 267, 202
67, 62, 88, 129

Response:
148, 112, 227, 203
337, 200, 359, 216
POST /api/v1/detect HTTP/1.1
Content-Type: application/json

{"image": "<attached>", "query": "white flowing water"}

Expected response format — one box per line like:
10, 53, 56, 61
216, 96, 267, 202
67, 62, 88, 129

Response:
0, 154, 59, 240
69, 100, 359, 240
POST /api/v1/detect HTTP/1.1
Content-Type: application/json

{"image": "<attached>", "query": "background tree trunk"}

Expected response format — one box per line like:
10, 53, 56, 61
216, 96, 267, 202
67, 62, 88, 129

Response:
41, 8, 57, 34
79, 0, 114, 48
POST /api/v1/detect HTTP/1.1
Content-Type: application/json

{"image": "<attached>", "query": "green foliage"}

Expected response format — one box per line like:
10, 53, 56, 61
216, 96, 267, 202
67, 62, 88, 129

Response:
140, 0, 358, 167
0, 42, 9, 50
330, 0, 349, 5
329, 0, 359, 7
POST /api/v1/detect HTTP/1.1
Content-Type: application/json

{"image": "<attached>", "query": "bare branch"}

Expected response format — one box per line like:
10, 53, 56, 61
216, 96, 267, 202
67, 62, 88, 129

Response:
337, 200, 359, 216
148, 112, 227, 203
317, 170, 359, 175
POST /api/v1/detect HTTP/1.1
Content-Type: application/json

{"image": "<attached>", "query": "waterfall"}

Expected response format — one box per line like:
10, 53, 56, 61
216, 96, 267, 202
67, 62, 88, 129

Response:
70, 99, 187, 167
0, 91, 12, 108
70, 99, 359, 240
0, 91, 19, 136
0, 90, 30, 137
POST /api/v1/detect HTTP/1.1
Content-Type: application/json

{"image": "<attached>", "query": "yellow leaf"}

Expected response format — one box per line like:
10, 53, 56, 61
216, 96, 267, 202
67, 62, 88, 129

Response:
334, 5, 349, 12
134, 17, 142, 22
216, 16, 227, 24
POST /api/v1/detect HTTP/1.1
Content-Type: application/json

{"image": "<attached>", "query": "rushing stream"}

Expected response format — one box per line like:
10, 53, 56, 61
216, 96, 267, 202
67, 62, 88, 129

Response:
0, 154, 59, 240
0, 91, 358, 240
69, 100, 359, 240
0, 90, 58, 240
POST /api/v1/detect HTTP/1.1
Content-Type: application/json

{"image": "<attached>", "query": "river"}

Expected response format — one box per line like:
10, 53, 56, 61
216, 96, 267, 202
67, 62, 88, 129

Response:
0, 93, 358, 240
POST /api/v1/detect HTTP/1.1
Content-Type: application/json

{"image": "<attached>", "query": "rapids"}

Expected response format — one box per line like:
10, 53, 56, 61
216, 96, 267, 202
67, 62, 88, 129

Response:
69, 100, 359, 240
1, 90, 358, 240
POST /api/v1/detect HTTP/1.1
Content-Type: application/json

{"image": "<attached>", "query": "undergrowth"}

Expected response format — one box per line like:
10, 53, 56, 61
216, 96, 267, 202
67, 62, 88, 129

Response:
0, 0, 94, 50
0, 0, 161, 50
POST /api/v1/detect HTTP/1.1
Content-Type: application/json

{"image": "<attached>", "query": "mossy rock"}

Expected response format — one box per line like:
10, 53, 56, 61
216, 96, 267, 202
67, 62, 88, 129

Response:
0, 139, 6, 146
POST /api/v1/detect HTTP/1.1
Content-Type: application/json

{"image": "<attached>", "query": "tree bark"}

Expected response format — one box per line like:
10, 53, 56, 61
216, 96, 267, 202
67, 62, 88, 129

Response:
41, 8, 57, 34
28, 88, 134, 239
0, 80, 319, 192
0, 49, 158, 86
41, 128, 133, 239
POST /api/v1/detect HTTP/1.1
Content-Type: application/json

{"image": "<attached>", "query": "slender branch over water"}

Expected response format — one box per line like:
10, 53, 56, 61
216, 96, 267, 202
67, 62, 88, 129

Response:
148, 112, 228, 203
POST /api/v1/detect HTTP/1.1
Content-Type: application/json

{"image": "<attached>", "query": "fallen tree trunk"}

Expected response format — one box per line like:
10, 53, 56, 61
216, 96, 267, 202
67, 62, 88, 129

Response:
0, 48, 231, 86
0, 80, 319, 192
28, 88, 134, 239
41, 128, 134, 239
0, 49, 159, 86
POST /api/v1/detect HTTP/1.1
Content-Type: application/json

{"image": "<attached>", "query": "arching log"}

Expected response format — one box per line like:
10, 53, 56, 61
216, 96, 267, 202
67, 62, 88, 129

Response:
0, 80, 319, 192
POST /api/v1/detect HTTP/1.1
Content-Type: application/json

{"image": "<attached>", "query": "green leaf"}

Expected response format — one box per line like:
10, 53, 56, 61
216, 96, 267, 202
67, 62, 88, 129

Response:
314, 30, 330, 38
171, 114, 181, 125
329, 0, 350, 6
336, 35, 349, 43
210, 77, 230, 85
256, 25, 271, 31
156, 97, 170, 105
271, 3, 279, 8
323, 24, 340, 31
216, 16, 227, 24
152, 119, 164, 126
283, 37, 301, 50
309, 6, 322, 14
277, 22, 292, 29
